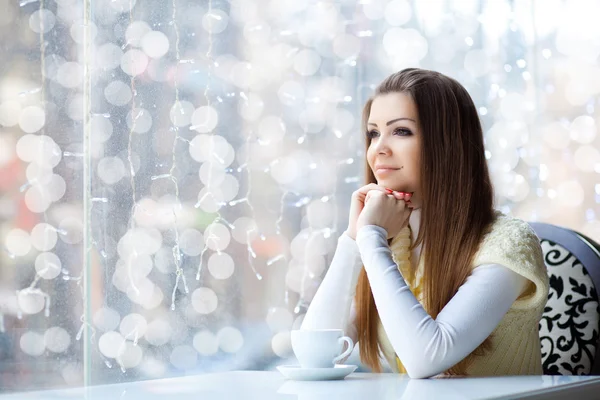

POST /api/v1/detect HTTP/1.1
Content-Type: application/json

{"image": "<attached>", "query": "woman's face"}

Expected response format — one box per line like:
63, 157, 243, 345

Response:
366, 92, 422, 208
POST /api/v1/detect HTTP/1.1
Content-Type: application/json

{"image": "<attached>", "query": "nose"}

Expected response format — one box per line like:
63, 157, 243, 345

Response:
373, 134, 391, 155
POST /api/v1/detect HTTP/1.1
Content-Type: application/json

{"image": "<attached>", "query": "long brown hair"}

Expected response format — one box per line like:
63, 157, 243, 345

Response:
355, 68, 495, 375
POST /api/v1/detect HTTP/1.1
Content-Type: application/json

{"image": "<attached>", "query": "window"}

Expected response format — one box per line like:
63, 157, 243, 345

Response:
0, 0, 596, 392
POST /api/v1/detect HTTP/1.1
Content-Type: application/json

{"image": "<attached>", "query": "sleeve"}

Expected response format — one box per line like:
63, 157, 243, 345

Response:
300, 232, 363, 347
356, 225, 529, 379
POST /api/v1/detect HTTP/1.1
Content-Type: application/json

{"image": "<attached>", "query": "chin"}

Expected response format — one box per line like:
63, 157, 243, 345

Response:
378, 182, 404, 192
377, 179, 396, 187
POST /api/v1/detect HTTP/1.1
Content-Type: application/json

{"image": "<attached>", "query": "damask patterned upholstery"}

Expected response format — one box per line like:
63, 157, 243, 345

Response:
529, 222, 600, 376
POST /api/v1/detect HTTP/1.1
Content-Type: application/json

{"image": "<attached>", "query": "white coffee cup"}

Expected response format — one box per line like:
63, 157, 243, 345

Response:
291, 329, 354, 368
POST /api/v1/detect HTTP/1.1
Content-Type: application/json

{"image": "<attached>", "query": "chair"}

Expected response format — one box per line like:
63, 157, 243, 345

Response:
529, 222, 600, 375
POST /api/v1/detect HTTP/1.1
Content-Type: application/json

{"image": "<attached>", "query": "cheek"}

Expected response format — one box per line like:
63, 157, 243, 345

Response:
366, 146, 375, 166
409, 159, 420, 184
407, 145, 421, 170
410, 155, 420, 171
404, 152, 420, 187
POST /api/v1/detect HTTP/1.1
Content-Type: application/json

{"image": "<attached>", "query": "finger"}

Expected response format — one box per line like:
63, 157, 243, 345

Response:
381, 193, 395, 202
353, 184, 382, 203
356, 183, 388, 196
369, 193, 396, 200
388, 191, 405, 201
395, 198, 407, 211
365, 189, 379, 202
367, 189, 387, 199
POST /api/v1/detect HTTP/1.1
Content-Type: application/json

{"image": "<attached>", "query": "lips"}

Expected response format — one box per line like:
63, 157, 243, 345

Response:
374, 167, 400, 175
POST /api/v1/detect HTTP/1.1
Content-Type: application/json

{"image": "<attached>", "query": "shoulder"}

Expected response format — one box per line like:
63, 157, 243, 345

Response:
475, 211, 544, 271
480, 211, 540, 251
475, 211, 549, 311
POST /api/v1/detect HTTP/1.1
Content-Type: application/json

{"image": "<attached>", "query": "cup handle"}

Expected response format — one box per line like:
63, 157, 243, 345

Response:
332, 336, 354, 365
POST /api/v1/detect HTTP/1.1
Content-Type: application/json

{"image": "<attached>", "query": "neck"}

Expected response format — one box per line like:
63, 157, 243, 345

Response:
409, 208, 421, 245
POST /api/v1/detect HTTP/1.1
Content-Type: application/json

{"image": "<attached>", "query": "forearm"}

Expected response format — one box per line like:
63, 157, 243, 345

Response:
356, 225, 528, 378
301, 232, 364, 330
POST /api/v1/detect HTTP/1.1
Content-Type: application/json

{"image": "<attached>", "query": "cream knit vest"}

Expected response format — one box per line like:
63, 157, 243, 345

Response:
377, 211, 550, 376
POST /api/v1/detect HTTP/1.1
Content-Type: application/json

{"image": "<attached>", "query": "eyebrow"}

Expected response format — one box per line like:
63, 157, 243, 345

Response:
367, 117, 416, 127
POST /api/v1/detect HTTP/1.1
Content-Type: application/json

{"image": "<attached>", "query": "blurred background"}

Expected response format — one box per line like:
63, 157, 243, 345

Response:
0, 0, 599, 392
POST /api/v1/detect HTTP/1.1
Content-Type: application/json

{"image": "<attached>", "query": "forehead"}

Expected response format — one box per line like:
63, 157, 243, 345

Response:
369, 92, 418, 122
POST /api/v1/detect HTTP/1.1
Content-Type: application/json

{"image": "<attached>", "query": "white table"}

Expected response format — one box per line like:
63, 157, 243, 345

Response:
1, 371, 599, 399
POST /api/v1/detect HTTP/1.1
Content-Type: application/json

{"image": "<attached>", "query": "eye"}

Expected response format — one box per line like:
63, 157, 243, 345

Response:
366, 130, 379, 139
394, 128, 412, 136
366, 128, 412, 139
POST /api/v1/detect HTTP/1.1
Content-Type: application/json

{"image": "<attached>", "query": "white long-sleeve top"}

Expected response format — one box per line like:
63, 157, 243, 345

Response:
301, 210, 529, 378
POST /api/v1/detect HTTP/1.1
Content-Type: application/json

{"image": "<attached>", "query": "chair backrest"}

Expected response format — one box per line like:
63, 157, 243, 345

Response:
529, 222, 600, 376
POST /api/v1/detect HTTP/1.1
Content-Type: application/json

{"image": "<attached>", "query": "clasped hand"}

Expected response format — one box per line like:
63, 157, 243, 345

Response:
346, 183, 413, 240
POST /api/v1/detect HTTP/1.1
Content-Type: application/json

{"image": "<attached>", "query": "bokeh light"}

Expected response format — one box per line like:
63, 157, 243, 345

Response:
20, 332, 46, 357
193, 330, 219, 356
191, 287, 218, 315
35, 252, 62, 280
208, 252, 235, 280
2, 0, 600, 391
44, 327, 71, 353
217, 327, 244, 353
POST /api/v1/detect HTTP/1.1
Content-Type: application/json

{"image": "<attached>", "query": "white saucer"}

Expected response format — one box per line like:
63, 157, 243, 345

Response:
277, 364, 358, 381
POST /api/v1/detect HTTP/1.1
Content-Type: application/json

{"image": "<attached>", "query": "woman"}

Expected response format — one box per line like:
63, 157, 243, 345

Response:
301, 68, 549, 378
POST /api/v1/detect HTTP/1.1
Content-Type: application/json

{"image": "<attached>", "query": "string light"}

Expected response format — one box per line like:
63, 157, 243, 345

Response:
2, 0, 600, 382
